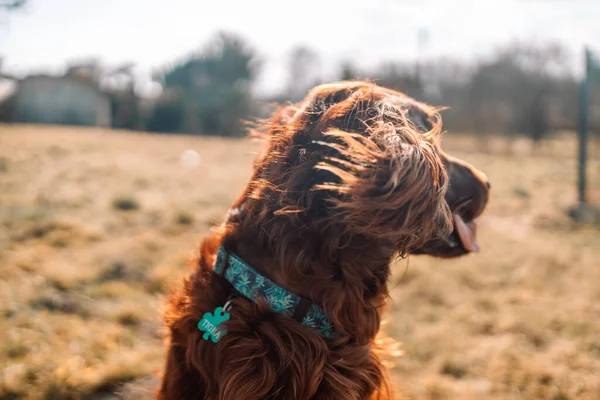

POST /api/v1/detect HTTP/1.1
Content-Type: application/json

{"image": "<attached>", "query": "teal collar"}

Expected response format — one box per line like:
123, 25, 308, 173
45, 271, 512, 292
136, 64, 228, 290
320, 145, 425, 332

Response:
214, 247, 336, 338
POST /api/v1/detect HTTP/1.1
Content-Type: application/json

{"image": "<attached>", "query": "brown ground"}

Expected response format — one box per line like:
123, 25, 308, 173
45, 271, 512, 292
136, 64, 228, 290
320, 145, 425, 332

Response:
1, 125, 599, 400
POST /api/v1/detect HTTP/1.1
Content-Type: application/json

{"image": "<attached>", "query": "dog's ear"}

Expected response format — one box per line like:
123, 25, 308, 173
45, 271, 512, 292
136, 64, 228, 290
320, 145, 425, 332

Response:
313, 127, 452, 255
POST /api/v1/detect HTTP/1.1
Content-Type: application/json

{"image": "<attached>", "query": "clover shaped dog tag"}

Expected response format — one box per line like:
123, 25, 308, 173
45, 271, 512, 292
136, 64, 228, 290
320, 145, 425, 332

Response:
197, 302, 231, 343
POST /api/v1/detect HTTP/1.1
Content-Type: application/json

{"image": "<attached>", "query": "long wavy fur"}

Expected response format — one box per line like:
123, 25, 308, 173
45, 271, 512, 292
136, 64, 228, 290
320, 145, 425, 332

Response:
159, 81, 453, 400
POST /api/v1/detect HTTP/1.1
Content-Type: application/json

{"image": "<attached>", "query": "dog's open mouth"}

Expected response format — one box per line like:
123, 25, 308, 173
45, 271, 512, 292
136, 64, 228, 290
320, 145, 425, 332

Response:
440, 198, 481, 254
453, 213, 479, 252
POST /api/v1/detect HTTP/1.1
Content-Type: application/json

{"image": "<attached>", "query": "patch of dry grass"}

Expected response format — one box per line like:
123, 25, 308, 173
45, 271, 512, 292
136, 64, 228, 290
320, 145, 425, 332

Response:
0, 124, 599, 399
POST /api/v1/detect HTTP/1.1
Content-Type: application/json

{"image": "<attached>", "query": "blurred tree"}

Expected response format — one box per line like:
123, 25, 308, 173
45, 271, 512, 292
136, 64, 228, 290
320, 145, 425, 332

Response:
371, 61, 423, 99
287, 45, 321, 101
339, 60, 360, 81
150, 31, 260, 135
465, 41, 571, 149
0, 0, 25, 10
103, 63, 140, 130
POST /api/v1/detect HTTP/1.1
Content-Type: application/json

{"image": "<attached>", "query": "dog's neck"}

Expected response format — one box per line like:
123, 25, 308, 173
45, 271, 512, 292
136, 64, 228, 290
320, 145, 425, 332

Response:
222, 208, 395, 344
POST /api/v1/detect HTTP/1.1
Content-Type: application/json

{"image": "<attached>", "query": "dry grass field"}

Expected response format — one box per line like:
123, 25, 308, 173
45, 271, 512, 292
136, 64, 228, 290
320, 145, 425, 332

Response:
1, 124, 599, 400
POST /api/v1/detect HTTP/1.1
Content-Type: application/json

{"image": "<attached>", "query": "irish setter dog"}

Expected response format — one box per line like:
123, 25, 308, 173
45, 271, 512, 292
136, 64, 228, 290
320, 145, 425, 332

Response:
159, 81, 490, 399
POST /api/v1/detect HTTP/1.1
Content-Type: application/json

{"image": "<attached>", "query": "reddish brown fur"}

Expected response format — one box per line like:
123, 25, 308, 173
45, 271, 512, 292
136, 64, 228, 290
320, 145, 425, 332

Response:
159, 81, 488, 399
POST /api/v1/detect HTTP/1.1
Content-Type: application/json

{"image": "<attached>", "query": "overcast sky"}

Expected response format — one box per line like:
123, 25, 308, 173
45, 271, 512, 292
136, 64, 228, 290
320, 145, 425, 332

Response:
1, 0, 598, 96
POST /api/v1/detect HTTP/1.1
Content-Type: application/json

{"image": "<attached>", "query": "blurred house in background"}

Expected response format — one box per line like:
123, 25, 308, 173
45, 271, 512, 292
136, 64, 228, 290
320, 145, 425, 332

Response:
0, 65, 112, 127
0, 62, 147, 130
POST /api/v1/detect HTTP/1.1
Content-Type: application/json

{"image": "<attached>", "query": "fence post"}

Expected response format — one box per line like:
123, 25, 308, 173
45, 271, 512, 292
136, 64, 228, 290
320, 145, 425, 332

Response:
577, 48, 591, 204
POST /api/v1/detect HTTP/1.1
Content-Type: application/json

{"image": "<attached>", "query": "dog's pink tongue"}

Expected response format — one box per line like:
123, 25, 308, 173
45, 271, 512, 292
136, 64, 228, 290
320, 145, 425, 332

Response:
453, 214, 480, 252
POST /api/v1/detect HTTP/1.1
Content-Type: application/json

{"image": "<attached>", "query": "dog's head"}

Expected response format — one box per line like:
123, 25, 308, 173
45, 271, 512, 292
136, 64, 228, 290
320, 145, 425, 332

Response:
240, 81, 489, 259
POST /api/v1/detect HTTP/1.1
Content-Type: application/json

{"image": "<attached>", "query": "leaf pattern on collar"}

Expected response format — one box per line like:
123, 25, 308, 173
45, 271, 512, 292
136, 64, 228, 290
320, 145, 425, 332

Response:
213, 247, 336, 338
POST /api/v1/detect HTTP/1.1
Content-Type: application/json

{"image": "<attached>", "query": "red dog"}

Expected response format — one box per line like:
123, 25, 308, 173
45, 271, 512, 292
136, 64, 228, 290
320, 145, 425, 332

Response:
159, 82, 490, 399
